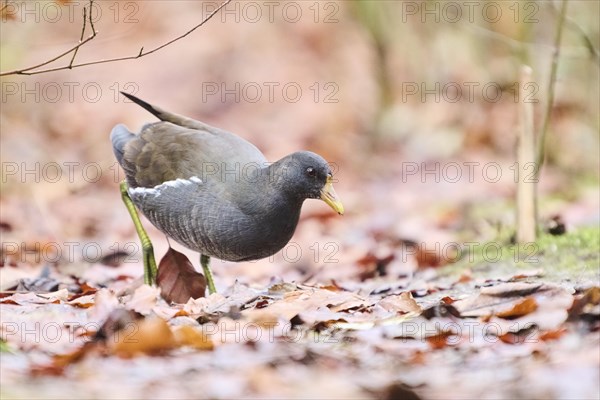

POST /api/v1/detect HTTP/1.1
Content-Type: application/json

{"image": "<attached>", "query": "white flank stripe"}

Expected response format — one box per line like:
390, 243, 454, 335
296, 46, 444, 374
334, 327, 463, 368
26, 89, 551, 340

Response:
128, 176, 202, 198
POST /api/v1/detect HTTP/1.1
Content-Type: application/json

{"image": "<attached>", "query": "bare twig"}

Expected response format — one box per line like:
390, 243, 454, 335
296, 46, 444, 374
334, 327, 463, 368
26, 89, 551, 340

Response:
0, 0, 98, 76
68, 3, 90, 69
0, 0, 232, 76
535, 0, 569, 178
516, 65, 537, 244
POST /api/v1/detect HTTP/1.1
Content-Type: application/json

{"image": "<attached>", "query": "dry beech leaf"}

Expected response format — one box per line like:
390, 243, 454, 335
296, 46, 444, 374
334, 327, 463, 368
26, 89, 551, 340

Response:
319, 280, 344, 292
126, 285, 161, 315
68, 282, 98, 302
377, 292, 422, 314
411, 242, 454, 269
69, 297, 95, 308
568, 286, 600, 320
499, 325, 537, 345
250, 312, 280, 329
173, 309, 190, 317
110, 317, 176, 357
509, 269, 544, 281
480, 282, 542, 297
33, 309, 141, 375
457, 270, 472, 283
31, 342, 97, 376
15, 275, 59, 293
421, 303, 461, 319
1, 288, 69, 305
426, 331, 454, 349
157, 247, 207, 304
174, 325, 214, 350
95, 309, 143, 342
35, 310, 183, 373
496, 297, 538, 319
539, 328, 567, 341
356, 251, 395, 279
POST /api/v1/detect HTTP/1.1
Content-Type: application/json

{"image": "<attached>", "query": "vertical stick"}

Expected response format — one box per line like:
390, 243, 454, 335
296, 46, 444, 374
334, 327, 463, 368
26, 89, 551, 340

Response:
517, 66, 537, 244
536, 0, 569, 177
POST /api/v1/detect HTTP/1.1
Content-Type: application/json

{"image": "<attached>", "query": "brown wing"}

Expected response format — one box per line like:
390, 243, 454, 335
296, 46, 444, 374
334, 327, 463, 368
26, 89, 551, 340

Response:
110, 94, 267, 189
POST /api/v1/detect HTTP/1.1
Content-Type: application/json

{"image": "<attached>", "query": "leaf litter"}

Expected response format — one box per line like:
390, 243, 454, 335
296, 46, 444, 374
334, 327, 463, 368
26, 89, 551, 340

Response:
2, 256, 598, 400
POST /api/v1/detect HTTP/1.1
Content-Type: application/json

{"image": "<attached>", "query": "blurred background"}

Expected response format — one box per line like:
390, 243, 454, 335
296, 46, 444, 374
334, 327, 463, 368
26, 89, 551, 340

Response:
1, 0, 599, 288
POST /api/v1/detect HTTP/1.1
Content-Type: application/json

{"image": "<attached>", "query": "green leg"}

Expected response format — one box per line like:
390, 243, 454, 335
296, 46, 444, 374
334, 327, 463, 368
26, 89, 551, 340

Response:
120, 181, 157, 285
201, 254, 217, 294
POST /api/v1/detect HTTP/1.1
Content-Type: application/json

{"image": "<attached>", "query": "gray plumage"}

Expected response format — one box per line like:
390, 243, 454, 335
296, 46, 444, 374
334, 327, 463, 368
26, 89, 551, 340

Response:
111, 93, 340, 262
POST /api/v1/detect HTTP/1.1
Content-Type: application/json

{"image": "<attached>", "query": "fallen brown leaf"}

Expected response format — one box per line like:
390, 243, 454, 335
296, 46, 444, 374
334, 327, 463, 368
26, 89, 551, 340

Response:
126, 285, 161, 315
0, 289, 69, 304
94, 309, 143, 342
173, 309, 190, 317
539, 328, 567, 341
456, 270, 472, 283
568, 286, 600, 320
426, 331, 454, 349
31, 342, 97, 377
414, 244, 447, 269
110, 317, 176, 357
480, 282, 543, 297
68, 282, 98, 301
376, 292, 422, 314
173, 325, 214, 350
157, 247, 207, 304
69, 301, 95, 309
319, 280, 344, 292
496, 297, 538, 319
356, 251, 395, 280
509, 269, 544, 281
421, 303, 461, 319
499, 325, 537, 345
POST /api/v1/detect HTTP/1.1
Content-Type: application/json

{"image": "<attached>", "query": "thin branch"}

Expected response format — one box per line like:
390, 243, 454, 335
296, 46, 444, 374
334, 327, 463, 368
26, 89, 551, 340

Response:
133, 0, 231, 59
535, 0, 569, 178
0, 0, 97, 76
0, 0, 232, 76
68, 2, 90, 69
0, 31, 97, 75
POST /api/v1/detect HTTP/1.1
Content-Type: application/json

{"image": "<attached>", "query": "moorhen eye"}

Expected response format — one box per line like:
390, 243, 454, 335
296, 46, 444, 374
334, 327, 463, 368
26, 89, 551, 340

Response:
306, 167, 316, 177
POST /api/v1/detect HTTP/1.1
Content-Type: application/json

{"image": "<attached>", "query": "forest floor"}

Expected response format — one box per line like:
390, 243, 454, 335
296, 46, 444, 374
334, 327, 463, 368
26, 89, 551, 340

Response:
1, 223, 598, 399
